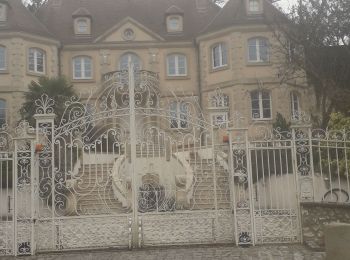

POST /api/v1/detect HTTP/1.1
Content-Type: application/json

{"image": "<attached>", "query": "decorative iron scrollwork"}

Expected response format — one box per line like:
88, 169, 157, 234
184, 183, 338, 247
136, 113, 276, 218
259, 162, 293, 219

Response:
18, 242, 31, 255
238, 232, 251, 244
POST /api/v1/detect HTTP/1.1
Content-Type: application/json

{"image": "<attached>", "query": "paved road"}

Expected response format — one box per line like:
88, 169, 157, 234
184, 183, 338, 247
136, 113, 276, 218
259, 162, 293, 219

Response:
1, 245, 326, 260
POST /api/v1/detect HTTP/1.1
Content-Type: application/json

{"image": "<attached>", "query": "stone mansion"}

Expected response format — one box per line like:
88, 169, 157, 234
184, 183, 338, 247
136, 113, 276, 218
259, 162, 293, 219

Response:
0, 0, 315, 130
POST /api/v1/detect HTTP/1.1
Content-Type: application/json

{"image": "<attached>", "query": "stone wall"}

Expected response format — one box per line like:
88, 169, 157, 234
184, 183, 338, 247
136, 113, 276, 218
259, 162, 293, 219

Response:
301, 202, 350, 249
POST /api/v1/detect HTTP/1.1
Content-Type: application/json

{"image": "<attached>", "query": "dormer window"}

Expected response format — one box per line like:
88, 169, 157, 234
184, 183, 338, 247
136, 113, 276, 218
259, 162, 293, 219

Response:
165, 5, 184, 33
77, 19, 88, 34
74, 18, 91, 35
0, 3, 7, 22
167, 15, 183, 33
247, 0, 262, 14
72, 7, 92, 36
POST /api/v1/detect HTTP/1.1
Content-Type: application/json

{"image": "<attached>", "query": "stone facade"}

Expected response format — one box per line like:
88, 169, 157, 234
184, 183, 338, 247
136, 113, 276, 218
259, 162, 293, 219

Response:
0, 0, 317, 131
301, 202, 350, 249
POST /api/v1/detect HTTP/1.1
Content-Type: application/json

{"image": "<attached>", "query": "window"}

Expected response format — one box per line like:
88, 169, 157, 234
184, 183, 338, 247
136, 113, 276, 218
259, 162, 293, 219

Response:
212, 113, 228, 127
0, 100, 6, 127
212, 43, 227, 69
28, 48, 45, 74
119, 53, 141, 71
0, 4, 6, 22
76, 19, 89, 34
167, 15, 183, 33
73, 56, 92, 79
167, 54, 187, 76
170, 101, 188, 129
251, 90, 271, 120
290, 92, 300, 119
211, 93, 229, 108
210, 92, 229, 127
248, 37, 269, 63
0, 46, 6, 70
248, 0, 260, 12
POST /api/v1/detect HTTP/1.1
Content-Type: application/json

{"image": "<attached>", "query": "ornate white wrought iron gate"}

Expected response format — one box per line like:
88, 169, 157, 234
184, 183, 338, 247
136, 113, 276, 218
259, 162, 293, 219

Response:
0, 130, 14, 256
5, 66, 343, 255
229, 126, 301, 246
28, 65, 234, 253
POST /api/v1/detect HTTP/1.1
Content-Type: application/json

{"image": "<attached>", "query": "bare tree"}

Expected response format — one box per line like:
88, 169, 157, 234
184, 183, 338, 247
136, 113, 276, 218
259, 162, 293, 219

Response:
22, 0, 47, 12
271, 0, 350, 127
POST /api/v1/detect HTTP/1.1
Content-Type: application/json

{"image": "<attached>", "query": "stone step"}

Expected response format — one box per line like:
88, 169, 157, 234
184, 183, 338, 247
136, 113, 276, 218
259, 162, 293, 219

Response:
76, 178, 112, 183
191, 204, 230, 210
193, 189, 229, 194
74, 186, 114, 193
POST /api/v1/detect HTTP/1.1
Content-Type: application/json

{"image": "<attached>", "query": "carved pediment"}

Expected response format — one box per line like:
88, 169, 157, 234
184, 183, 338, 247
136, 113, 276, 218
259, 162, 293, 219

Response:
95, 17, 164, 43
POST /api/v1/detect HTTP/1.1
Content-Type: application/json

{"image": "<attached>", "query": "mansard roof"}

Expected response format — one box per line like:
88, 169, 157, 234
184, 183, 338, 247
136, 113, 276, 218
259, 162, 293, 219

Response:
0, 0, 286, 44
202, 0, 286, 34
0, 0, 53, 38
165, 5, 185, 15
36, 0, 220, 44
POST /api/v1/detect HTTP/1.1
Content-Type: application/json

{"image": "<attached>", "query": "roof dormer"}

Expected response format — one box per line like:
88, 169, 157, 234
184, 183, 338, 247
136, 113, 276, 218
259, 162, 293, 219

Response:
165, 5, 184, 34
0, 0, 9, 23
72, 7, 92, 36
246, 0, 263, 15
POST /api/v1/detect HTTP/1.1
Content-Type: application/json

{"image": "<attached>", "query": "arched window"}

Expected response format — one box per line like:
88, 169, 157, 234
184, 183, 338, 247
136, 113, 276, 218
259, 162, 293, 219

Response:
119, 53, 141, 71
28, 48, 45, 74
167, 16, 183, 32
0, 46, 6, 70
170, 101, 188, 129
73, 56, 92, 79
167, 54, 187, 76
212, 43, 227, 69
290, 91, 300, 119
251, 90, 271, 119
248, 37, 269, 62
0, 100, 6, 127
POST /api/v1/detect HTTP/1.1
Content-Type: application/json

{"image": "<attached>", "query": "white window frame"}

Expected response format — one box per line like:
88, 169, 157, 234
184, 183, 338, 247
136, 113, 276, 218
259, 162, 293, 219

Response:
0, 46, 6, 71
0, 4, 6, 22
119, 53, 142, 71
248, 37, 270, 63
167, 15, 183, 33
211, 112, 228, 127
167, 54, 187, 76
251, 90, 272, 120
170, 101, 188, 129
248, 0, 260, 12
212, 43, 228, 69
290, 92, 300, 119
76, 18, 89, 34
210, 91, 229, 127
210, 93, 229, 108
0, 99, 6, 127
73, 56, 93, 80
28, 48, 45, 74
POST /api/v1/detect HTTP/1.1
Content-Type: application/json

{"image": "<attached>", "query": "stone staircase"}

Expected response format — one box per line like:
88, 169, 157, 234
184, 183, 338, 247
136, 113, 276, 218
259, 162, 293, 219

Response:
123, 144, 166, 158
75, 163, 127, 215
188, 152, 231, 210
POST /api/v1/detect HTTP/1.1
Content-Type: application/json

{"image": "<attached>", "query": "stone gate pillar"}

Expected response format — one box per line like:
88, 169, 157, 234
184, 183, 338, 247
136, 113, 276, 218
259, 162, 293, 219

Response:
33, 94, 56, 250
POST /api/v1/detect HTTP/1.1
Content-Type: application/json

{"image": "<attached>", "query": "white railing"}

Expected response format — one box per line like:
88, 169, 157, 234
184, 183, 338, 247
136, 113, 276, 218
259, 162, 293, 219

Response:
216, 151, 229, 173
173, 152, 194, 204
111, 155, 129, 208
